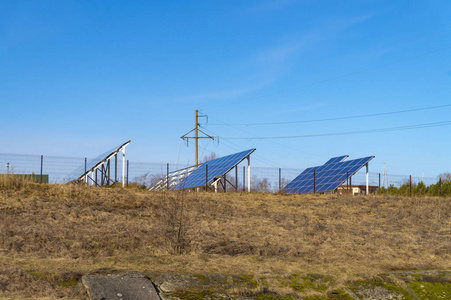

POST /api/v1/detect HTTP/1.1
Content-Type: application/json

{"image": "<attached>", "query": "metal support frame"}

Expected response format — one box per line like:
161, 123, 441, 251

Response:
74, 141, 130, 187
247, 156, 251, 193
366, 163, 369, 195
207, 153, 252, 193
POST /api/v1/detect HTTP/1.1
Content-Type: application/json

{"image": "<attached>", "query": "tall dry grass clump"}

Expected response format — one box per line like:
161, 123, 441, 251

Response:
0, 174, 33, 190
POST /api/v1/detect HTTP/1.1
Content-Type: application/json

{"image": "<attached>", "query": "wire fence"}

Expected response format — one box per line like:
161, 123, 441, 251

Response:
0, 152, 439, 193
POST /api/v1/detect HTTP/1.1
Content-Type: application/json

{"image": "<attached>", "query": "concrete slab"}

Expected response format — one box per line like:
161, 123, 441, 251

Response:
82, 271, 160, 300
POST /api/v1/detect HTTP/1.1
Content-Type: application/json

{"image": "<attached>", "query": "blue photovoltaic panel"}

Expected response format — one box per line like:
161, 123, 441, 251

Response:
174, 148, 256, 190
283, 156, 374, 194
324, 155, 348, 165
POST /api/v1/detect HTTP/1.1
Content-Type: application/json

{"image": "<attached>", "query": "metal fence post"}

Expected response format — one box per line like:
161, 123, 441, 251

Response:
279, 168, 281, 192
126, 160, 129, 187
167, 163, 169, 191
243, 166, 245, 192
346, 172, 349, 194
378, 173, 381, 190
40, 155, 43, 184
235, 166, 238, 192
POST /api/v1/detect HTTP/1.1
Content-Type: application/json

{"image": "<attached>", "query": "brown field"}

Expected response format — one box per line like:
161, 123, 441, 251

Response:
0, 176, 450, 299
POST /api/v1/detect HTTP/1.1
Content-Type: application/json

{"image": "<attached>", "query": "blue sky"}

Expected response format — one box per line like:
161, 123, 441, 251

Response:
1, 0, 450, 178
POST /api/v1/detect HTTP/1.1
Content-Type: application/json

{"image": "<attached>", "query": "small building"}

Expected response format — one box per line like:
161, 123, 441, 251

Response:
337, 184, 378, 195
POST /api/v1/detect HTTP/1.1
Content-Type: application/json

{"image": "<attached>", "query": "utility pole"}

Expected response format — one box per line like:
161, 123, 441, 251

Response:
5, 163, 12, 174
195, 110, 198, 166
181, 110, 215, 167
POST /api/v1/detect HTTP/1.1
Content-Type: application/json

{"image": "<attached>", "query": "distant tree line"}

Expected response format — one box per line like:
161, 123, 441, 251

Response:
378, 173, 451, 196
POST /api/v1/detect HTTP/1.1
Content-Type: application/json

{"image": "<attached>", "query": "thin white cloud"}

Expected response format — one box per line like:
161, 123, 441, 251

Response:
277, 102, 328, 115
162, 81, 273, 104
246, 0, 300, 13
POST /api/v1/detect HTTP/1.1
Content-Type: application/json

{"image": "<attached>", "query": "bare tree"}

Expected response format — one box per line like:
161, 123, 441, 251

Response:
438, 172, 451, 182
201, 152, 218, 163
251, 176, 272, 193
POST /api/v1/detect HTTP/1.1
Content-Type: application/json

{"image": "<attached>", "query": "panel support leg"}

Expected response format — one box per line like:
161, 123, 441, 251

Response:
366, 163, 369, 195
122, 148, 125, 187
247, 156, 251, 193
115, 154, 117, 188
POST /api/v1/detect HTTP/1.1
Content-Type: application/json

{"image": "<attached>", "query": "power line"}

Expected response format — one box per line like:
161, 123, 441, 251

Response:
209, 103, 451, 126
206, 44, 451, 109
205, 115, 321, 157
221, 120, 451, 140
201, 127, 286, 168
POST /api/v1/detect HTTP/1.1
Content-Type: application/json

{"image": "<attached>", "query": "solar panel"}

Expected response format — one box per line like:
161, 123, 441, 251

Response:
174, 148, 256, 190
283, 155, 374, 194
324, 155, 348, 165
149, 165, 197, 191
68, 141, 131, 182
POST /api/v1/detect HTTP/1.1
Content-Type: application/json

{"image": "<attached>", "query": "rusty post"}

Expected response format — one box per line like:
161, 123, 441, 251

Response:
235, 166, 238, 192
279, 168, 281, 192
378, 173, 381, 190
40, 155, 43, 184
346, 172, 350, 194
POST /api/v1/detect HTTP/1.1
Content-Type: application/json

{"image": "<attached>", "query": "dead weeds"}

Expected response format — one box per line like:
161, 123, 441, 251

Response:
0, 180, 450, 298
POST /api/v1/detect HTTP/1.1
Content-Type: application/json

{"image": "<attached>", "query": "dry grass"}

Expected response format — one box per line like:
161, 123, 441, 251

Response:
0, 178, 450, 298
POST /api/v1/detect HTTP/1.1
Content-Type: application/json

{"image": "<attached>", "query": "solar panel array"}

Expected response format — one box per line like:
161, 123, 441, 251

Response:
69, 141, 131, 181
324, 155, 348, 165
174, 148, 256, 190
283, 155, 374, 194
149, 165, 197, 190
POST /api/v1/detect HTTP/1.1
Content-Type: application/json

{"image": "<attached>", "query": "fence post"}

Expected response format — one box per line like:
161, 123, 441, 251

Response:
243, 166, 245, 192
279, 168, 281, 192
126, 160, 129, 186
235, 166, 238, 192
346, 171, 349, 194
378, 173, 381, 190
40, 155, 43, 184
313, 170, 316, 194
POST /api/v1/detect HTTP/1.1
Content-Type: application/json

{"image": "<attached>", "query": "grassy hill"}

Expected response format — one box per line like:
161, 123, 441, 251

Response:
0, 176, 450, 299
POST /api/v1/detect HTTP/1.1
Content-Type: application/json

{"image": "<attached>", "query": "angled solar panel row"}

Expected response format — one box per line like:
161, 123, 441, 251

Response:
69, 140, 131, 182
283, 156, 374, 194
324, 155, 348, 165
174, 148, 255, 190
149, 165, 197, 190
